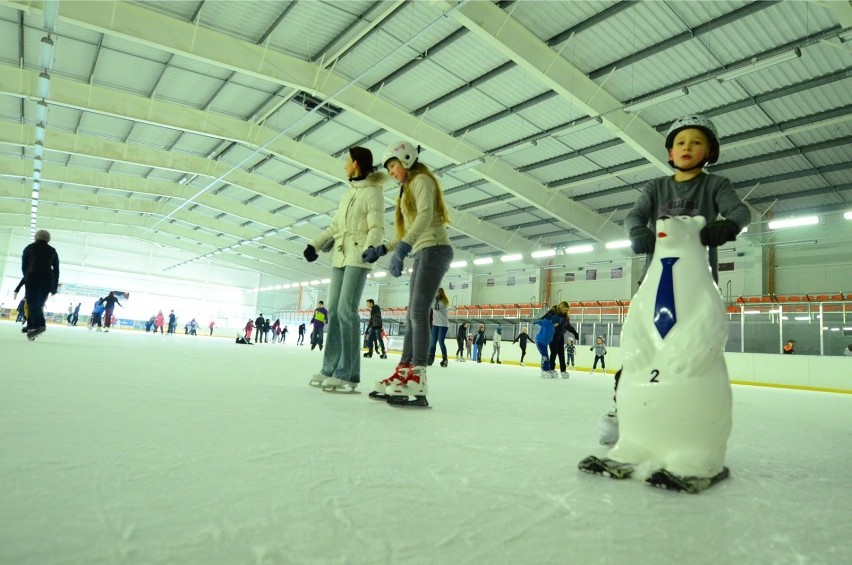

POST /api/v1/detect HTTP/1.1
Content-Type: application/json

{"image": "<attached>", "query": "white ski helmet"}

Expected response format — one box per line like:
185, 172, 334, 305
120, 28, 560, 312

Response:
665, 114, 720, 166
382, 141, 419, 169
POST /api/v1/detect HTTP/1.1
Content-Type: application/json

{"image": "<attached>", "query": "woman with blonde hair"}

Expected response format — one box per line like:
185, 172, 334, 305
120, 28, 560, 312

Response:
362, 141, 453, 407
428, 287, 451, 367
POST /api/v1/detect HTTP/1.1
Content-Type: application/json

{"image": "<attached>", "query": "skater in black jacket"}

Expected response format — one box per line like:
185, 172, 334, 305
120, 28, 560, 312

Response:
101, 291, 123, 333
455, 322, 468, 362
513, 327, 531, 366
21, 230, 59, 340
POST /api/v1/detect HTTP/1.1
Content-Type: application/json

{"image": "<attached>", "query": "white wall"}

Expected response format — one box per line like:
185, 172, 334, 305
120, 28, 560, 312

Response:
1, 228, 259, 327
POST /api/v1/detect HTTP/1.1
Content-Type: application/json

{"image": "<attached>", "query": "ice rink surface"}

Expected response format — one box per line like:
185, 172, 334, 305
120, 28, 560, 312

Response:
1, 321, 849, 564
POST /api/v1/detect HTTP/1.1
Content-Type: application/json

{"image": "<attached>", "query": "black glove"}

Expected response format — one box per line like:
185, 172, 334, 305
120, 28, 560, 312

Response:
590, 346, 594, 351
303, 244, 318, 262
629, 226, 656, 255
700, 219, 740, 247
573, 331, 579, 341
361, 244, 387, 264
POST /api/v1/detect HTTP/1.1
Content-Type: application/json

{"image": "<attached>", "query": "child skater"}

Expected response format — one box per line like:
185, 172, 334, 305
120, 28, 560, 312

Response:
565, 338, 576, 370
600, 114, 752, 446
590, 336, 607, 374
475, 324, 486, 363
513, 326, 531, 366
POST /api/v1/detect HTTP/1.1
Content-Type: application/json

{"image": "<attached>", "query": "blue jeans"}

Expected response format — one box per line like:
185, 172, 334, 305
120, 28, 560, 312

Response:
320, 266, 368, 383
401, 245, 453, 366
428, 326, 449, 358
367, 326, 385, 354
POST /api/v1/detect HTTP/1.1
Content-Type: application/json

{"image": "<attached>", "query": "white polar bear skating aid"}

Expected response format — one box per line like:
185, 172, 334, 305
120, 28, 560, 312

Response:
607, 215, 732, 479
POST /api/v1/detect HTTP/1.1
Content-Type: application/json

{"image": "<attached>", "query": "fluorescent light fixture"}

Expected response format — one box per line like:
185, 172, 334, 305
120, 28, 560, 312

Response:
321, 278, 330, 284
844, 211, 852, 220
36, 100, 48, 122
743, 310, 761, 315
494, 140, 537, 157
500, 253, 523, 263
473, 257, 493, 265
531, 249, 556, 258
40, 36, 54, 70
451, 158, 485, 173
830, 327, 840, 332
563, 244, 594, 254
408, 268, 413, 273
794, 316, 810, 321
450, 260, 468, 268
624, 87, 688, 113
265, 229, 277, 237
38, 72, 51, 98
42, 0, 59, 31
299, 281, 309, 287
252, 235, 263, 241
716, 49, 801, 83
553, 117, 603, 138
605, 240, 631, 250
768, 216, 818, 229
373, 271, 387, 278
310, 280, 321, 285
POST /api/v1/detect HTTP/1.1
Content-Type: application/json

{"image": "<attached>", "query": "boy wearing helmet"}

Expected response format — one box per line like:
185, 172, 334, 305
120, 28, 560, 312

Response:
623, 114, 750, 283
362, 141, 454, 407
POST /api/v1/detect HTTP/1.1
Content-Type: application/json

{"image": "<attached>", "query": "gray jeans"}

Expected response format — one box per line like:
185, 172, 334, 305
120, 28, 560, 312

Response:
400, 245, 454, 366
321, 265, 368, 382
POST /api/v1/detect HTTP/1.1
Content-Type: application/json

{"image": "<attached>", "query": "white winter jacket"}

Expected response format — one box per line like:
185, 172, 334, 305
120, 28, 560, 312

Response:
311, 171, 388, 269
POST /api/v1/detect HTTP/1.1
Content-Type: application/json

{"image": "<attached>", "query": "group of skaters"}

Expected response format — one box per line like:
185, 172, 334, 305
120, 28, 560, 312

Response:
451, 317, 608, 377
243, 314, 290, 344
293, 114, 748, 414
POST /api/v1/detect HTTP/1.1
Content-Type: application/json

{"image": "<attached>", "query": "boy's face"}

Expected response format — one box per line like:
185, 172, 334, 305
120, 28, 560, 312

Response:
669, 128, 711, 170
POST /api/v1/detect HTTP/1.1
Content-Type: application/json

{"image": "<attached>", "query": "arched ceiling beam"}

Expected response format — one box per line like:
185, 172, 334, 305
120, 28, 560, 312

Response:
0, 64, 530, 255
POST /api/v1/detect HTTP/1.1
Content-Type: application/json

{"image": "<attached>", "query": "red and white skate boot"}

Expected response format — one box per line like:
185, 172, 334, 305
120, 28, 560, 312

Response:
369, 363, 412, 400
386, 366, 430, 408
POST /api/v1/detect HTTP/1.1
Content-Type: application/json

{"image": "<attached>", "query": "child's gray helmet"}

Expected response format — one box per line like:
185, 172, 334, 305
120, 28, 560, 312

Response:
665, 114, 720, 166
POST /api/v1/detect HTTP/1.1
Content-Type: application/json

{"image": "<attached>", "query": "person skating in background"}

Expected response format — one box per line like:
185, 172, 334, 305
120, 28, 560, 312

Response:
297, 322, 306, 345
71, 302, 81, 326
101, 291, 123, 333
466, 333, 473, 361
66, 302, 73, 324
844, 344, 852, 357
280, 325, 288, 344
271, 319, 280, 341
309, 302, 328, 351
244, 319, 254, 341
490, 324, 503, 364
513, 326, 531, 366
208, 320, 216, 335
566, 338, 576, 370
305, 146, 388, 391
364, 299, 387, 359
551, 302, 579, 379
168, 310, 177, 334
14, 277, 27, 330
89, 298, 106, 331
154, 310, 165, 334
188, 319, 198, 336
363, 141, 453, 407
590, 336, 607, 374
254, 313, 265, 344
21, 230, 60, 341
455, 322, 468, 362
475, 324, 486, 363
428, 288, 451, 367
782, 339, 797, 354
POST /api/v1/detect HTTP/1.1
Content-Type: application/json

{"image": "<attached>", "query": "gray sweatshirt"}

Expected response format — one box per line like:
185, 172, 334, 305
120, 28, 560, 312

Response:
623, 173, 751, 282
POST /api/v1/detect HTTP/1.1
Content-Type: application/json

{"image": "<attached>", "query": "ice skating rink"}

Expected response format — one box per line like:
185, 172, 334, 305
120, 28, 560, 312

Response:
1, 321, 849, 565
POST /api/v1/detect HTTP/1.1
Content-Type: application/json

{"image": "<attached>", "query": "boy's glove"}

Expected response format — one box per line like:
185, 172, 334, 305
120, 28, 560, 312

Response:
390, 242, 412, 277
700, 219, 740, 247
303, 244, 318, 262
629, 226, 656, 254
590, 346, 595, 351
361, 245, 387, 264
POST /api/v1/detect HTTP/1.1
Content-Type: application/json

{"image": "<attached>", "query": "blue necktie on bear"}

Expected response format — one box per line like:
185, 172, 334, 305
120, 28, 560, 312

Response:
654, 257, 678, 338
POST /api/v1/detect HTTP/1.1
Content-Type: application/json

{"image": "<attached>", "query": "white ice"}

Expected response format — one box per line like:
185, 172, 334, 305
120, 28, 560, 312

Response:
1, 321, 849, 564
